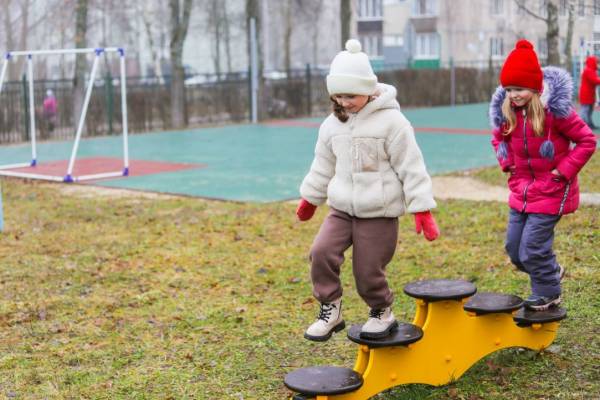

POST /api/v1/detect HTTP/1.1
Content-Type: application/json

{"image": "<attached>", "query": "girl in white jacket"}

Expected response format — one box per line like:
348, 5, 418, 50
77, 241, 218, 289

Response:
297, 40, 440, 341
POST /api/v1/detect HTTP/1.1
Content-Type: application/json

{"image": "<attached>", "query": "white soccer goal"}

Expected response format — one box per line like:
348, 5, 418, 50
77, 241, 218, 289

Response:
0, 47, 129, 182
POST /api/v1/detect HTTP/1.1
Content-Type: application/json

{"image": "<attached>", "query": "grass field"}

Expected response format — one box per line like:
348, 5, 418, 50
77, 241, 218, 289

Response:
0, 165, 598, 399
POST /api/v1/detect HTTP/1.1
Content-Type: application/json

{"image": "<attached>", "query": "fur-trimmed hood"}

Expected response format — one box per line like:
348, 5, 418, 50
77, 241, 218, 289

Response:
489, 66, 573, 129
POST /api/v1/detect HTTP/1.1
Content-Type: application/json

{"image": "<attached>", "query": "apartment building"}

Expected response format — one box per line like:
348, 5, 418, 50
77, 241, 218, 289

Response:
379, 0, 599, 69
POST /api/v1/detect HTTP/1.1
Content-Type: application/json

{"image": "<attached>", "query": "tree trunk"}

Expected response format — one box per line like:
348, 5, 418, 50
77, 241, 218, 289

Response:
283, 0, 293, 75
340, 0, 352, 49
210, 0, 222, 77
141, 4, 164, 82
311, 0, 324, 66
223, 0, 232, 73
3, 0, 16, 80
73, 0, 88, 132
546, 0, 560, 66
169, 0, 193, 129
564, 0, 575, 73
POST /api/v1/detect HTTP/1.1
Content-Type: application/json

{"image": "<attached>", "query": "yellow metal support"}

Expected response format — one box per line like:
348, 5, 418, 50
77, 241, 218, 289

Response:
324, 298, 560, 400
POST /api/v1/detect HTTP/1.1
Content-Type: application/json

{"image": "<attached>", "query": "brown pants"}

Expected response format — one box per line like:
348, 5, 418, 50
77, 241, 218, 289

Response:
309, 208, 398, 309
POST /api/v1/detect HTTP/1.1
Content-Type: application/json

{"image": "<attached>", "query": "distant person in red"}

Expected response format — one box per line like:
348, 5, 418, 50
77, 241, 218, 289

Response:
579, 55, 600, 129
42, 89, 57, 133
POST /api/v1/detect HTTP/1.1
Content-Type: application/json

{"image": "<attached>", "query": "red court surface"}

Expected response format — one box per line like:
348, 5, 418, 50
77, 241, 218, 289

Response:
5, 157, 205, 181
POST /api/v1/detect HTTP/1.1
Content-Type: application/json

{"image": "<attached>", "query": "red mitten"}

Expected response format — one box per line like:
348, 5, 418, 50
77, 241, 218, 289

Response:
296, 199, 317, 221
414, 211, 440, 241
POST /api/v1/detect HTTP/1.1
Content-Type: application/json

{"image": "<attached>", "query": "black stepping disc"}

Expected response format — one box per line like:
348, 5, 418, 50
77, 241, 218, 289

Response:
513, 307, 567, 326
463, 292, 524, 315
284, 366, 363, 396
347, 323, 423, 348
403, 279, 477, 301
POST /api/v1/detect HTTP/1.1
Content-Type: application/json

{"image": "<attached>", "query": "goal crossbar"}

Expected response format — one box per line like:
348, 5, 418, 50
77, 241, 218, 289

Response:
0, 47, 129, 183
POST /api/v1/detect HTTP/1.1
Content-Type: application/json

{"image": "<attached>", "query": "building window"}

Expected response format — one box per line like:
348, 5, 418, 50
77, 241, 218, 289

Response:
490, 37, 504, 58
490, 0, 504, 15
595, 0, 600, 15
594, 32, 600, 53
415, 33, 439, 59
360, 35, 383, 57
413, 0, 437, 16
359, 0, 383, 19
578, 0, 585, 16
383, 35, 404, 47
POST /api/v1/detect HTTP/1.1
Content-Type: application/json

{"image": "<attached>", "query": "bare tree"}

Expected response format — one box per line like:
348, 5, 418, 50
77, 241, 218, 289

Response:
296, 0, 325, 67
139, 1, 165, 81
514, 0, 560, 65
3, 0, 32, 81
283, 0, 293, 74
169, 0, 193, 129
204, 0, 235, 76
564, 0, 576, 72
222, 0, 233, 74
73, 0, 89, 131
340, 0, 352, 49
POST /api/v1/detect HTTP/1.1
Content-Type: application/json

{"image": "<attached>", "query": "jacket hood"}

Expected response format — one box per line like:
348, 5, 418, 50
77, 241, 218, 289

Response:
489, 66, 573, 129
585, 56, 597, 70
358, 83, 400, 116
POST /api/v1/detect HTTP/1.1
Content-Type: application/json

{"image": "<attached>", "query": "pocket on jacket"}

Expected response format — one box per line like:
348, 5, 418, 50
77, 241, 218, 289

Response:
507, 174, 523, 194
351, 138, 383, 173
538, 175, 567, 196
352, 172, 385, 216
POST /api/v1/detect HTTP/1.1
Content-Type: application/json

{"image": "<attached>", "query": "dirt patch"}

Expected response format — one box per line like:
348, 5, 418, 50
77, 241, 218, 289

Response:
432, 176, 507, 202
46, 177, 600, 205
48, 183, 180, 200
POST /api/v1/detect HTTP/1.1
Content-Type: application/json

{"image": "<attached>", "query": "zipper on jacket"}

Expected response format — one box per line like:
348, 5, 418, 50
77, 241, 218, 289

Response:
521, 108, 535, 212
558, 182, 571, 215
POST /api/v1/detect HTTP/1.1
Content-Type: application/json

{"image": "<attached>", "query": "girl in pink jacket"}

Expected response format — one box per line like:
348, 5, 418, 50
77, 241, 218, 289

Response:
490, 40, 596, 310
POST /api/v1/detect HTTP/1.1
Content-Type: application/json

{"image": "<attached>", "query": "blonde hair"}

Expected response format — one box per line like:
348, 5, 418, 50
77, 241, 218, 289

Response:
501, 92, 545, 136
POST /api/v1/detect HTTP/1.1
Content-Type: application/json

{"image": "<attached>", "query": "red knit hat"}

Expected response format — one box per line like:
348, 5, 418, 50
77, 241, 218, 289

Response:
500, 39, 543, 92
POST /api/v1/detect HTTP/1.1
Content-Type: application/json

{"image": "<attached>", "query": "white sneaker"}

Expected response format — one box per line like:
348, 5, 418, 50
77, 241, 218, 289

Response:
304, 298, 345, 342
360, 307, 398, 339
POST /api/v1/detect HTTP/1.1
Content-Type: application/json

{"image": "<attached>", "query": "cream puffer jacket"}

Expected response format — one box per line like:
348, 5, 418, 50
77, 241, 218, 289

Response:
300, 83, 436, 218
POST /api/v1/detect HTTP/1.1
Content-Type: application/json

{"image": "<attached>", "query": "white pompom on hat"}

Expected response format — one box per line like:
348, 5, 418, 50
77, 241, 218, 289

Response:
326, 39, 377, 96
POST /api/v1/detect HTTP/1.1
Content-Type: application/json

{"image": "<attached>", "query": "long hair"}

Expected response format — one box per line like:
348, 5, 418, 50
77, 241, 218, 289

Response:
331, 96, 349, 122
501, 92, 545, 136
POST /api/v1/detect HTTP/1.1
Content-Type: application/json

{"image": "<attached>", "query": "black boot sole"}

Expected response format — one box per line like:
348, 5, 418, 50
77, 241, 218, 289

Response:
304, 320, 346, 342
524, 297, 561, 311
359, 320, 399, 339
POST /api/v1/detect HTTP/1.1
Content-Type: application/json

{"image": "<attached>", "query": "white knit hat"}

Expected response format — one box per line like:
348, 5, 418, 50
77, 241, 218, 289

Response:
326, 39, 377, 96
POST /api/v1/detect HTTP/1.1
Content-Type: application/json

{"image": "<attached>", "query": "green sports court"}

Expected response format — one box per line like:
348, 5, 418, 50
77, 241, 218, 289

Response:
0, 103, 510, 202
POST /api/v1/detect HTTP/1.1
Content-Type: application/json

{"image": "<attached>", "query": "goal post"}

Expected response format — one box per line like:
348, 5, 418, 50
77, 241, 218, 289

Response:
0, 47, 129, 182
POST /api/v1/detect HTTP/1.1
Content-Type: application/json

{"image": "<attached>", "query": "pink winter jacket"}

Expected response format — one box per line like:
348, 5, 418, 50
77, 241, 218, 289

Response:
490, 67, 597, 215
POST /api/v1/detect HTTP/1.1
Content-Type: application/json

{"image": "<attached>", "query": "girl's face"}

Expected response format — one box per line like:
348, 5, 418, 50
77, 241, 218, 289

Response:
333, 94, 370, 113
505, 87, 535, 107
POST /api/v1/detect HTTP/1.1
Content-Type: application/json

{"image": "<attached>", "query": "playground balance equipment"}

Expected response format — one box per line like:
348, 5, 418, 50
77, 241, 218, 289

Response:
284, 279, 566, 400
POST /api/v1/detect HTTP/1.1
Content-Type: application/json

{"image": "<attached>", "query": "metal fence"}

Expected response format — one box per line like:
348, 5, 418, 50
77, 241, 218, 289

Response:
0, 64, 504, 144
